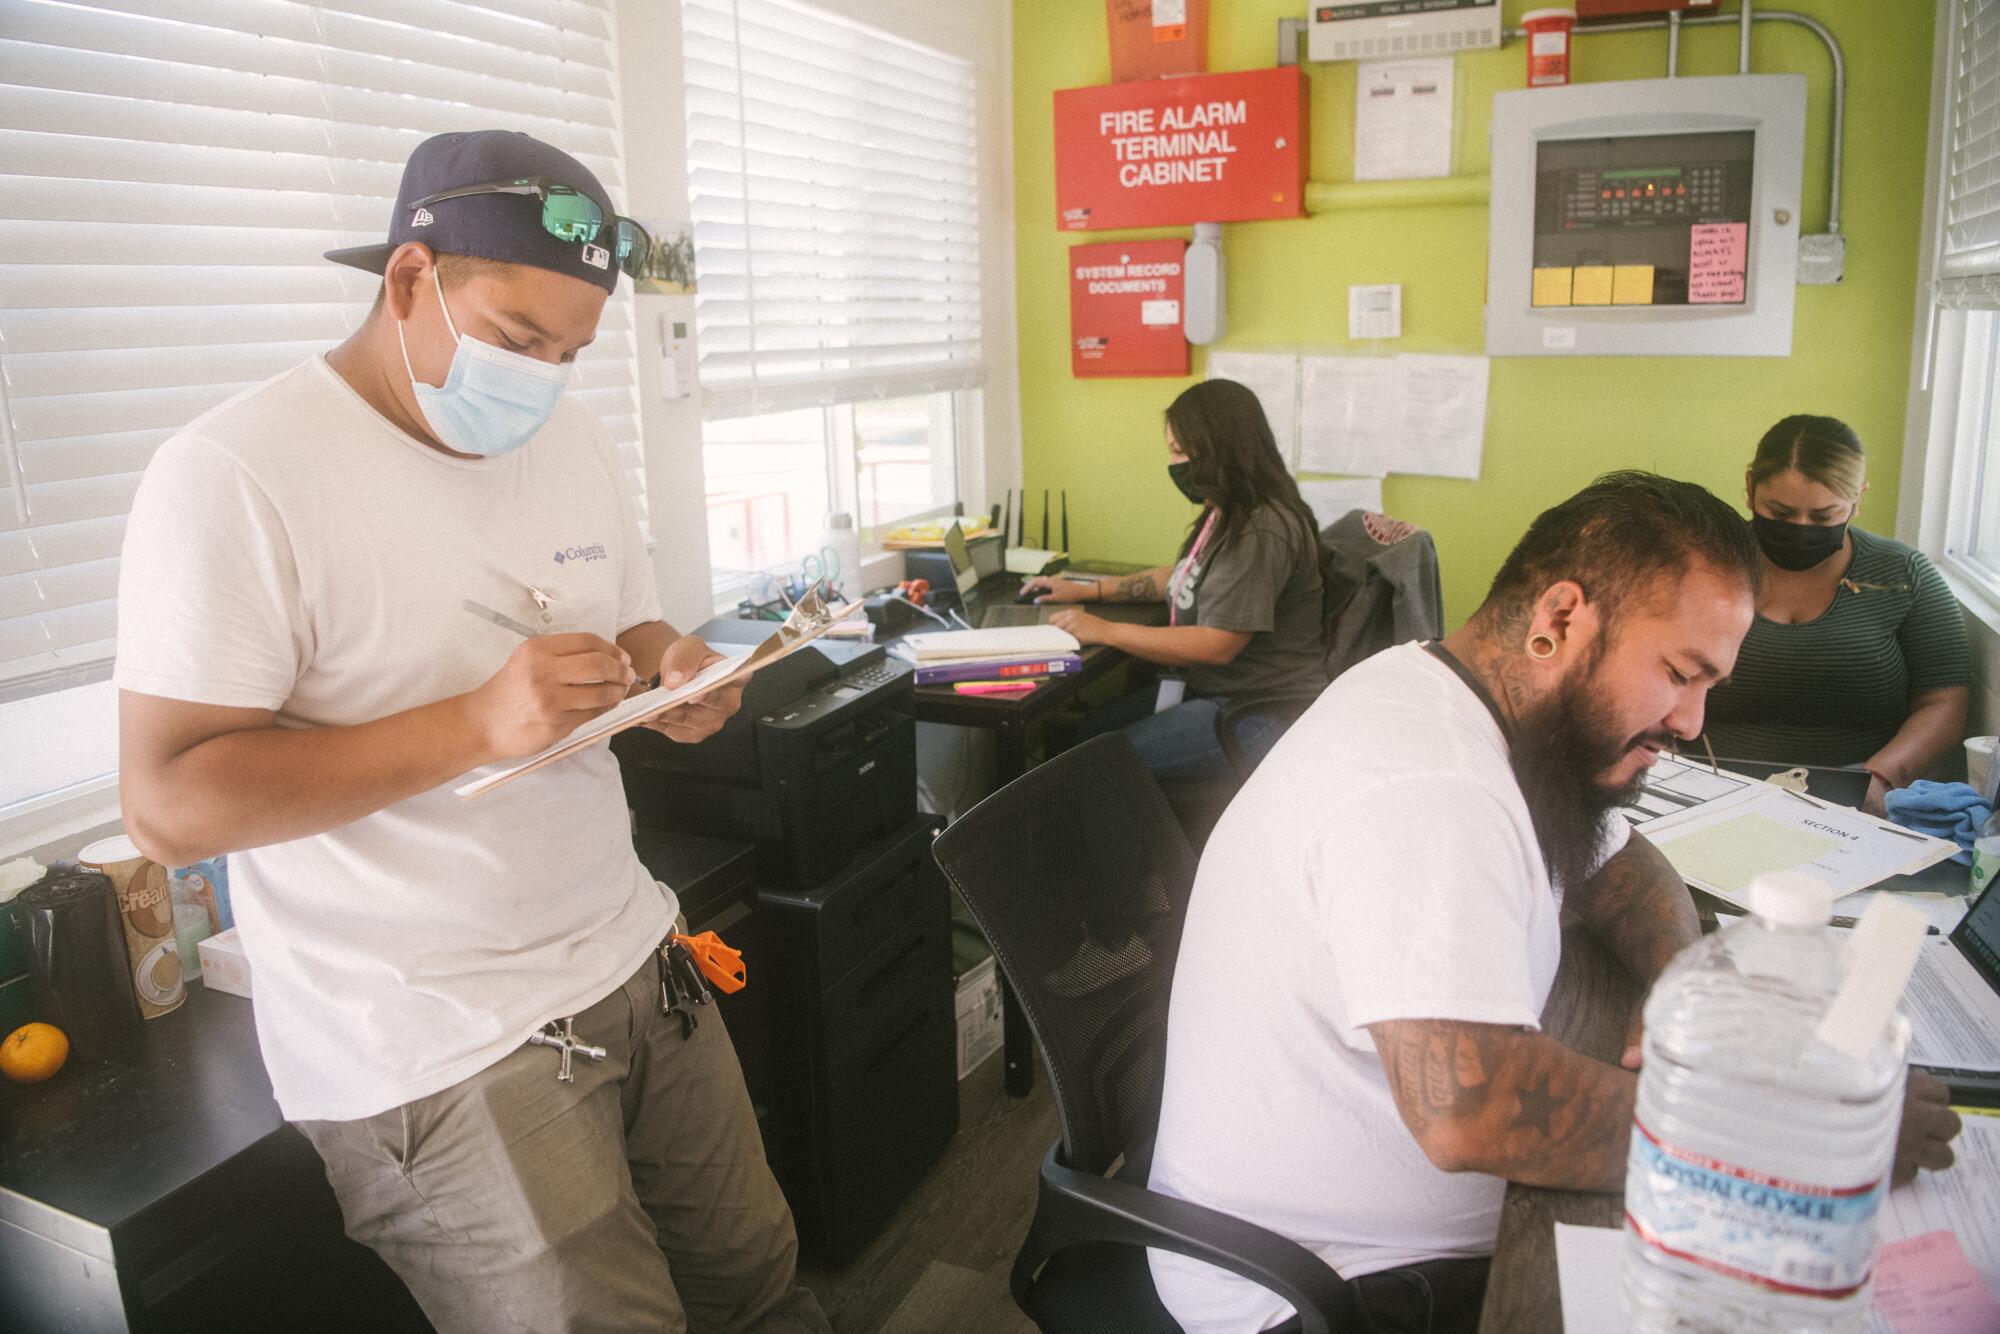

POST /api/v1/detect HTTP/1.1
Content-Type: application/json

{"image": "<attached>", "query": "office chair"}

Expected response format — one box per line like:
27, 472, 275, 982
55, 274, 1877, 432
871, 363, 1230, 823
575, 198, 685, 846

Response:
931, 735, 1354, 1334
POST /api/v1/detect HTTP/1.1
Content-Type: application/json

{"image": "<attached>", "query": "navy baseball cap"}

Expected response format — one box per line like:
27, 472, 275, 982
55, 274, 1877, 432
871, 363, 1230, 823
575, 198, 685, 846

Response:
325, 130, 626, 295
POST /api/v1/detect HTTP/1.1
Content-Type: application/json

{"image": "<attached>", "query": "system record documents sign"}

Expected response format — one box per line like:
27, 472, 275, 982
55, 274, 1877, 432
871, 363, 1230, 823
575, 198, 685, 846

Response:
1069, 240, 1189, 378
1054, 66, 1308, 230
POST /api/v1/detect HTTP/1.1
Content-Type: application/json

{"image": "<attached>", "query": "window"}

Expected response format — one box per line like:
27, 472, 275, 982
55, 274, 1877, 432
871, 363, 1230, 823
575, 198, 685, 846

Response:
1912, 0, 2000, 620
0, 0, 641, 845
681, 0, 982, 598
703, 389, 961, 602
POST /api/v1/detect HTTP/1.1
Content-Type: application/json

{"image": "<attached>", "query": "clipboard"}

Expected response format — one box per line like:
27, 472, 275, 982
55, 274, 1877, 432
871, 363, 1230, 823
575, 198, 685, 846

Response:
456, 590, 862, 799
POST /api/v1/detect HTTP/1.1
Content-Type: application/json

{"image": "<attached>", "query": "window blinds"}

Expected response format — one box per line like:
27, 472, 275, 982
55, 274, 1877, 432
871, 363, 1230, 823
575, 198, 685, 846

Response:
0, 0, 644, 697
1939, 0, 2000, 307
682, 0, 982, 420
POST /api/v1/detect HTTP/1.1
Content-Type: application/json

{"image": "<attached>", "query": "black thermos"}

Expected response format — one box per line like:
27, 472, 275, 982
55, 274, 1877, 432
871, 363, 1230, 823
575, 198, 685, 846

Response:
19, 870, 142, 1058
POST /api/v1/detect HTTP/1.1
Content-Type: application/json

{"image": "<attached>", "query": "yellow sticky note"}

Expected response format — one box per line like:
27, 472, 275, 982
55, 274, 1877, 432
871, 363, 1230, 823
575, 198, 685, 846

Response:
1613, 264, 1656, 305
1531, 267, 1573, 307
1572, 266, 1614, 305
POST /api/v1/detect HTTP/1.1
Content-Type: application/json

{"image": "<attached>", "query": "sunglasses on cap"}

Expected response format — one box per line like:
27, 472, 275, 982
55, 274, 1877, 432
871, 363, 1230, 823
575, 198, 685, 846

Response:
409, 177, 654, 278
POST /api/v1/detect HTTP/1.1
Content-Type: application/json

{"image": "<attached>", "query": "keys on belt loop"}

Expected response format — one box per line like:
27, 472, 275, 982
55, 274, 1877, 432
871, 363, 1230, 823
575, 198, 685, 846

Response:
659, 938, 713, 1039
527, 1016, 606, 1083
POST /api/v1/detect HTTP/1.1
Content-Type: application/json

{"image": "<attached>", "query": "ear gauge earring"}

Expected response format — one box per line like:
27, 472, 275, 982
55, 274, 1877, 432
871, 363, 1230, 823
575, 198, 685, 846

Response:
1527, 633, 1558, 660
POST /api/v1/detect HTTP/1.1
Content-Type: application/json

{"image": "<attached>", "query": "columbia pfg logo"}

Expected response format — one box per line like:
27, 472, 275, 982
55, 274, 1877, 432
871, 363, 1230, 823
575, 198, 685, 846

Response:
411, 207, 434, 227
554, 543, 608, 565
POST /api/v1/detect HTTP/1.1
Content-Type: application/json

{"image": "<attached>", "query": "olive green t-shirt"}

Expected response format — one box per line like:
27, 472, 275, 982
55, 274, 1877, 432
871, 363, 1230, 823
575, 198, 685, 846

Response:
1704, 527, 1972, 767
1171, 503, 1328, 705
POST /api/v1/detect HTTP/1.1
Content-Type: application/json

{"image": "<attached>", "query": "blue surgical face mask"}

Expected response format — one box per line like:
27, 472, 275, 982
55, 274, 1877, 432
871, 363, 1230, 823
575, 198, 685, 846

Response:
398, 268, 570, 457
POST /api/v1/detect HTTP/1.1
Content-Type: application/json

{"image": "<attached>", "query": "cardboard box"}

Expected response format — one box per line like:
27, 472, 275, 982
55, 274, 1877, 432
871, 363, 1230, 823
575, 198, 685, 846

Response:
197, 928, 253, 998
954, 953, 1003, 1081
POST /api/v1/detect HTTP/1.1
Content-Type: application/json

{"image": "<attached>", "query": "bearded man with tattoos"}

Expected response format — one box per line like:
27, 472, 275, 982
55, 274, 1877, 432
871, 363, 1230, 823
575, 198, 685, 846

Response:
1143, 473, 1962, 1334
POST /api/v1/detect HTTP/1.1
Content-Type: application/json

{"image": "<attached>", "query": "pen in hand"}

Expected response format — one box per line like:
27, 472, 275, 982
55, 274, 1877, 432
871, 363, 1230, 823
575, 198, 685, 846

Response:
462, 599, 541, 640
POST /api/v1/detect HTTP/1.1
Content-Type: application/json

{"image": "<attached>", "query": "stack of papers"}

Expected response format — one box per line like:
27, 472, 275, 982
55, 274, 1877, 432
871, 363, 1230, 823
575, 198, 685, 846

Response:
1619, 759, 1962, 921
894, 626, 1079, 662
891, 626, 1084, 686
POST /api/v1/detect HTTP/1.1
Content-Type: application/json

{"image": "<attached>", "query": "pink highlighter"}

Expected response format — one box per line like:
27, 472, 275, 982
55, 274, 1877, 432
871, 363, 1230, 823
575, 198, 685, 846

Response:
954, 680, 1038, 697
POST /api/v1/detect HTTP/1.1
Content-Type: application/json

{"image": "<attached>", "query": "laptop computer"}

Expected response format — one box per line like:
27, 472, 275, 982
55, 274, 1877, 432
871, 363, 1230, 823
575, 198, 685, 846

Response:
1904, 875, 2000, 1106
940, 523, 1165, 630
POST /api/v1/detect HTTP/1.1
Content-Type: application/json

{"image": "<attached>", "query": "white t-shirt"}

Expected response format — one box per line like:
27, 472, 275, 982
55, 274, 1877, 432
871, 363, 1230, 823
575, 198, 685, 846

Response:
1146, 642, 1629, 1334
114, 356, 674, 1123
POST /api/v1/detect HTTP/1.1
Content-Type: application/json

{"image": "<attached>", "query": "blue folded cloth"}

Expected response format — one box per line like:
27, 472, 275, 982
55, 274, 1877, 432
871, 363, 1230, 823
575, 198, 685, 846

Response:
1885, 779, 1991, 866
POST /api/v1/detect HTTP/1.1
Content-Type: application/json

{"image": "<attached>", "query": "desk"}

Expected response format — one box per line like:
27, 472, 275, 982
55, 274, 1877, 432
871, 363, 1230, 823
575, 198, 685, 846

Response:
913, 641, 1139, 787
0, 835, 756, 1334
0, 984, 429, 1334
1477, 921, 1638, 1334
915, 642, 1143, 1098
904, 578, 1163, 1098
1479, 774, 1974, 1333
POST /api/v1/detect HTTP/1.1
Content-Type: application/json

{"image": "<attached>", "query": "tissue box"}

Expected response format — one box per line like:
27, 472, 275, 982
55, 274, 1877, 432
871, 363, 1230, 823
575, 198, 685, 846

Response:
197, 929, 252, 998
954, 953, 1002, 1081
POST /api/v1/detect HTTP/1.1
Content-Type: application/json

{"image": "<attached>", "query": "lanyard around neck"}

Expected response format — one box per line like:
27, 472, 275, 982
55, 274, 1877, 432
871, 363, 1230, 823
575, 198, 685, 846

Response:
1169, 508, 1220, 628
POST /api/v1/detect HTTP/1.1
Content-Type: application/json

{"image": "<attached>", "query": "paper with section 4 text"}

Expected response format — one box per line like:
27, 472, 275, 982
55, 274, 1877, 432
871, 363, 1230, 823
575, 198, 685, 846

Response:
1644, 784, 1959, 907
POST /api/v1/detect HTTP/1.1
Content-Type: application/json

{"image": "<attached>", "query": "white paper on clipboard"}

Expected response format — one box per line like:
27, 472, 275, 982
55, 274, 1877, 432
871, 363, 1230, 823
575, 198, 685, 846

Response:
456, 594, 863, 798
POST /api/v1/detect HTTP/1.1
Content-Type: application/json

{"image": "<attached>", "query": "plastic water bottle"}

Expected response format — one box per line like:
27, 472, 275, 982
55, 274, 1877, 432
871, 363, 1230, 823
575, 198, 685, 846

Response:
1622, 873, 1908, 1333
820, 511, 862, 603
1974, 805, 2000, 899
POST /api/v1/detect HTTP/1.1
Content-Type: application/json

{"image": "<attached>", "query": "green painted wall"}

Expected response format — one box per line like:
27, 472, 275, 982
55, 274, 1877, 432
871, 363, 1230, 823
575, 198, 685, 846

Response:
1013, 0, 1934, 628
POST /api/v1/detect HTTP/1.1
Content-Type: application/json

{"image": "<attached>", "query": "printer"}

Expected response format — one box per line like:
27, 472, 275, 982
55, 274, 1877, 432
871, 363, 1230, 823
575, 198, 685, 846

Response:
613, 621, 917, 889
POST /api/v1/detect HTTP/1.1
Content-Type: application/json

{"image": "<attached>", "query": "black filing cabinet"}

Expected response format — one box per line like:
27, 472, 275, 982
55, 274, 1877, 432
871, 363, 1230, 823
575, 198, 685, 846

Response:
757, 813, 958, 1262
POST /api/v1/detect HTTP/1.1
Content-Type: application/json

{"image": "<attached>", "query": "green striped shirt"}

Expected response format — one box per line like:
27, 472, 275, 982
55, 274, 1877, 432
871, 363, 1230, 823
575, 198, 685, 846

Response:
1705, 527, 1972, 767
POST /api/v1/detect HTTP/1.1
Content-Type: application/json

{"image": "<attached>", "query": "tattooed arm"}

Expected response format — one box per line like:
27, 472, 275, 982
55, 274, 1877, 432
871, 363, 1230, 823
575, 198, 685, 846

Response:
1367, 1019, 1637, 1190
1097, 564, 1174, 603
1568, 833, 1700, 990
1020, 565, 1173, 605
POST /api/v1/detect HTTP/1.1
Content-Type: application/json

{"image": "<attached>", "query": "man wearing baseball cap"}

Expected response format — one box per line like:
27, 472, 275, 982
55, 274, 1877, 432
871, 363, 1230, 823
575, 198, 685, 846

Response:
114, 131, 830, 1332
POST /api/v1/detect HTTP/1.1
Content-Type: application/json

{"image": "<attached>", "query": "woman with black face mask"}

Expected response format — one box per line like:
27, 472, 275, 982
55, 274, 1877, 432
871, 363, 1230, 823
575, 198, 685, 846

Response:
1703, 414, 1971, 814
1020, 378, 1329, 784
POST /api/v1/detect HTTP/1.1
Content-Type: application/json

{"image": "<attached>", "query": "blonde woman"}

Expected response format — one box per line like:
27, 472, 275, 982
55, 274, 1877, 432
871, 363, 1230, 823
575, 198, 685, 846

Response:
1704, 415, 1971, 813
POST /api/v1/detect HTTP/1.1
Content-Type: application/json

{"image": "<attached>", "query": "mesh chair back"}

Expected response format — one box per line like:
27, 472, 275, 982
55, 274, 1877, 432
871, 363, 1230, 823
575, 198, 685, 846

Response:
932, 735, 1198, 1177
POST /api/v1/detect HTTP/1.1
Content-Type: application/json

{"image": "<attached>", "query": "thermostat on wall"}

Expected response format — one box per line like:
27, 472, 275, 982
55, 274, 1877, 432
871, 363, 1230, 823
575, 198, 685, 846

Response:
1307, 0, 1500, 64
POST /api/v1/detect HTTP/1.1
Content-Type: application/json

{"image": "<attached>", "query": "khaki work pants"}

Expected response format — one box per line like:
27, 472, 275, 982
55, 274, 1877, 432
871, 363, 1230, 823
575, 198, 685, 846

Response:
299, 953, 828, 1334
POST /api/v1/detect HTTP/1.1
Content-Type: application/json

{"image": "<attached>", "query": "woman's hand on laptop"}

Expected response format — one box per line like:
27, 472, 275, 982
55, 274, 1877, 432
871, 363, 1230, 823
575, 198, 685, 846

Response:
1021, 575, 1095, 604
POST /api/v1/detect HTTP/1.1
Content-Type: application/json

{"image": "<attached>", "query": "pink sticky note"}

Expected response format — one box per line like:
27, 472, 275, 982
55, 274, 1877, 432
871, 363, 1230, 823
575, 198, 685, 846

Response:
1689, 222, 1749, 304
1873, 1230, 2000, 1334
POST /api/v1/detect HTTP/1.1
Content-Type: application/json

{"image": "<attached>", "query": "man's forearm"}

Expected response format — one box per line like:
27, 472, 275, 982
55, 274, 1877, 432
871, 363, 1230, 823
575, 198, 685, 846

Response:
1372, 1019, 1637, 1191
124, 696, 494, 866
1573, 833, 1700, 986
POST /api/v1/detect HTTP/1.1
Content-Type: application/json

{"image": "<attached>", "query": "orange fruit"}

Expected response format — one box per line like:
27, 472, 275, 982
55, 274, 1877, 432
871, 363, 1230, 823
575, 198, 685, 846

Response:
0, 1023, 69, 1084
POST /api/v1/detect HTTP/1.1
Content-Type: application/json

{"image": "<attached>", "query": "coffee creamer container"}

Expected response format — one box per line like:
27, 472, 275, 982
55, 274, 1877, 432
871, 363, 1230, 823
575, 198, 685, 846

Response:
78, 835, 185, 1019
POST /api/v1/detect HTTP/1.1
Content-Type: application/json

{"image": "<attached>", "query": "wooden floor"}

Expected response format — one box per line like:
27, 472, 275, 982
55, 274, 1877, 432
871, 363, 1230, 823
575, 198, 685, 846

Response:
797, 1053, 1056, 1334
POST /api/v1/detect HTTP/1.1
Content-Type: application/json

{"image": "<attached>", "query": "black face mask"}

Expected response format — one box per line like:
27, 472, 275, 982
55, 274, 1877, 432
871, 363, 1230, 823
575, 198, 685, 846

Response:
1751, 514, 1848, 571
1167, 461, 1203, 504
